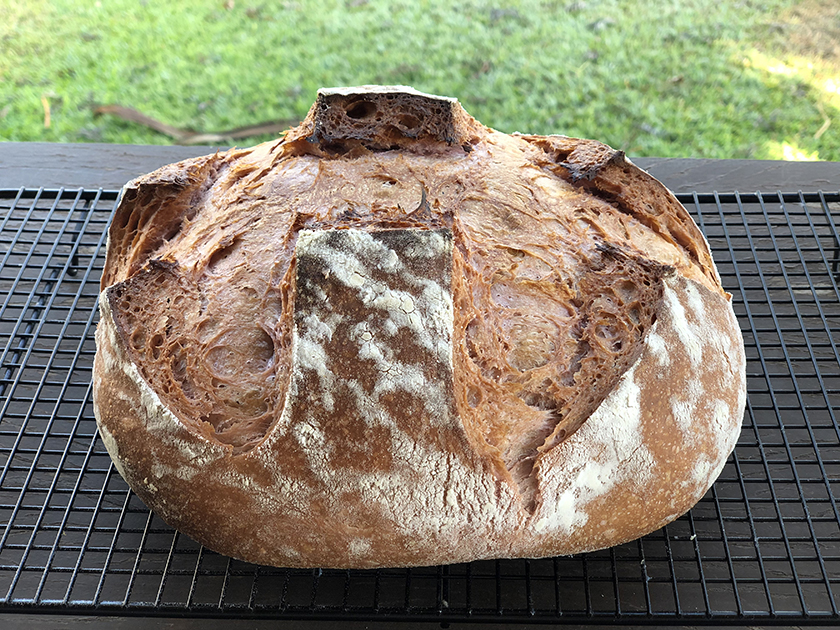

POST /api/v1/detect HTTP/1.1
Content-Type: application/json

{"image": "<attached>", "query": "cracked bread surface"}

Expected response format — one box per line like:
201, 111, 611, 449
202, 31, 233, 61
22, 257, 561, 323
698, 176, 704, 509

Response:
93, 86, 745, 568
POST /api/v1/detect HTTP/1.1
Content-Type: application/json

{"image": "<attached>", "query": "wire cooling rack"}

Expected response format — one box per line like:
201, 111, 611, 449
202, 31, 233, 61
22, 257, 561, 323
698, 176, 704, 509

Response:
0, 187, 838, 625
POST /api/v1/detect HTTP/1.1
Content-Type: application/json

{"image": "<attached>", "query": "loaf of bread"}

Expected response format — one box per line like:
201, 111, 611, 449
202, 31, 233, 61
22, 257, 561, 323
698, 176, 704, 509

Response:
93, 86, 746, 568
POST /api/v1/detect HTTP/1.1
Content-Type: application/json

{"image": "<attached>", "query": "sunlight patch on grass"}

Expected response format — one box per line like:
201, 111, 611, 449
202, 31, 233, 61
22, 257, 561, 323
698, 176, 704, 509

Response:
823, 78, 840, 96
765, 141, 821, 162
743, 49, 840, 110
737, 46, 839, 160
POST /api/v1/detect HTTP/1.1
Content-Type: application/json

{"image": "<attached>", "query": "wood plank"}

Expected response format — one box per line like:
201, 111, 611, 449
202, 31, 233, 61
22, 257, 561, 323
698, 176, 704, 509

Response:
0, 142, 227, 191
2, 142, 840, 193
633, 156, 840, 193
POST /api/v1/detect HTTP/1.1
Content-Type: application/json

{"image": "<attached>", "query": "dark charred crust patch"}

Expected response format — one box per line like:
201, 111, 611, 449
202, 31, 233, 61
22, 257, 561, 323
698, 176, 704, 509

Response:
579, 171, 711, 278
311, 91, 455, 147
594, 241, 676, 278
518, 134, 624, 182
292, 183, 455, 234
294, 88, 476, 156
559, 144, 626, 183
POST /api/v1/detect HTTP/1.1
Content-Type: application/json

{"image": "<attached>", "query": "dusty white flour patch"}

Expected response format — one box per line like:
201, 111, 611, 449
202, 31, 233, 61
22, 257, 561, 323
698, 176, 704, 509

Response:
291, 228, 457, 431
535, 489, 579, 533
669, 377, 705, 440
687, 378, 704, 402
684, 280, 706, 321
294, 419, 328, 450
349, 538, 371, 556
351, 321, 374, 344
711, 399, 732, 456
296, 229, 454, 365
402, 230, 450, 258
150, 458, 200, 483
296, 334, 336, 412
257, 463, 315, 514
733, 385, 747, 445
294, 419, 337, 482
342, 379, 399, 430
302, 311, 340, 343
708, 454, 730, 485
692, 456, 714, 485
534, 364, 654, 534
353, 444, 451, 527
574, 460, 612, 496
644, 329, 669, 367
446, 487, 458, 508
671, 398, 694, 433
362, 345, 453, 426
353, 447, 502, 538
662, 280, 703, 367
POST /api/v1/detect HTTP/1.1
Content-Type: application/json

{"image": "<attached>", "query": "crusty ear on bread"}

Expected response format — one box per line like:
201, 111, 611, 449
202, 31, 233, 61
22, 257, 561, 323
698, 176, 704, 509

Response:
93, 86, 745, 569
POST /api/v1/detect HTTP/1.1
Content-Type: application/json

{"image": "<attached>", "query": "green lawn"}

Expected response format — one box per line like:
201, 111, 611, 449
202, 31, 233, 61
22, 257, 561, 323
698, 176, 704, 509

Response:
2, 0, 839, 160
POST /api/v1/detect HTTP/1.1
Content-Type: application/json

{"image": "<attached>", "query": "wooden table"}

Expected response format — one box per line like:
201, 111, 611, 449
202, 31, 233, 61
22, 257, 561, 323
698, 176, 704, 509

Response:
1, 141, 840, 193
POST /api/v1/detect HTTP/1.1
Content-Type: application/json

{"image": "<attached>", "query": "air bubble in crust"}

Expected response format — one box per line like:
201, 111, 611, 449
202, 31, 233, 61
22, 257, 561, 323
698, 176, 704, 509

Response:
399, 114, 421, 130
207, 240, 240, 274
206, 328, 275, 379
149, 333, 165, 360
345, 100, 377, 120
616, 280, 638, 302
467, 385, 482, 408
465, 318, 482, 363
130, 328, 146, 350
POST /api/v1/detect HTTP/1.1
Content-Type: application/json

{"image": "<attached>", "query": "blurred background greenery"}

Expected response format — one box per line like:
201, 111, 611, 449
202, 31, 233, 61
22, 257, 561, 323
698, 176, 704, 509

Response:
1, 0, 839, 160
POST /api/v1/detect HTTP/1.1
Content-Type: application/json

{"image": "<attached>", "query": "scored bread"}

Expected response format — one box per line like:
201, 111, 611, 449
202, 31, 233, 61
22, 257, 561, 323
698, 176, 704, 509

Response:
93, 86, 746, 568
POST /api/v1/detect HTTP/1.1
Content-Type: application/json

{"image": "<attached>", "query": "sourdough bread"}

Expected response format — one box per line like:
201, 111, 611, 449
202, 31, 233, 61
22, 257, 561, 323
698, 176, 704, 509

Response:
93, 86, 746, 568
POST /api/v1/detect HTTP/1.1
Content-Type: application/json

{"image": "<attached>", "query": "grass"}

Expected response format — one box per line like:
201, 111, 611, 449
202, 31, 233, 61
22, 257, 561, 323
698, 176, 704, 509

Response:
1, 0, 839, 160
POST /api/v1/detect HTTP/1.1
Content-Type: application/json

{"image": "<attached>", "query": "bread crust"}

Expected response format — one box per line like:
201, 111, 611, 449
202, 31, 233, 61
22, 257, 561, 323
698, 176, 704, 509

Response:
93, 86, 746, 568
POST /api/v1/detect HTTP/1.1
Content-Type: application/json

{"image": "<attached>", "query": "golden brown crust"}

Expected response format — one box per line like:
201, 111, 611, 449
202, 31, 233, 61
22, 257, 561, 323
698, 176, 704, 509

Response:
93, 86, 745, 568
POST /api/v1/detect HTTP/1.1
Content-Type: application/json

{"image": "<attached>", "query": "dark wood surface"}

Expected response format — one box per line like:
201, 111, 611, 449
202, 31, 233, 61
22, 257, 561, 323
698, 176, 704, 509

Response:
2, 141, 840, 193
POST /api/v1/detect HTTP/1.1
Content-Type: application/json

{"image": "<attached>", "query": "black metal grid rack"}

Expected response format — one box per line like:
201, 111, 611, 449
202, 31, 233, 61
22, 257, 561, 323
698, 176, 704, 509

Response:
0, 186, 838, 625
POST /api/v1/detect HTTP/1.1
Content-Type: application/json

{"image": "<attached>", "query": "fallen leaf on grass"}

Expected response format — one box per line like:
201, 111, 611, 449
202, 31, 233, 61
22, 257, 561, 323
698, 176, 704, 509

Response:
93, 104, 298, 145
